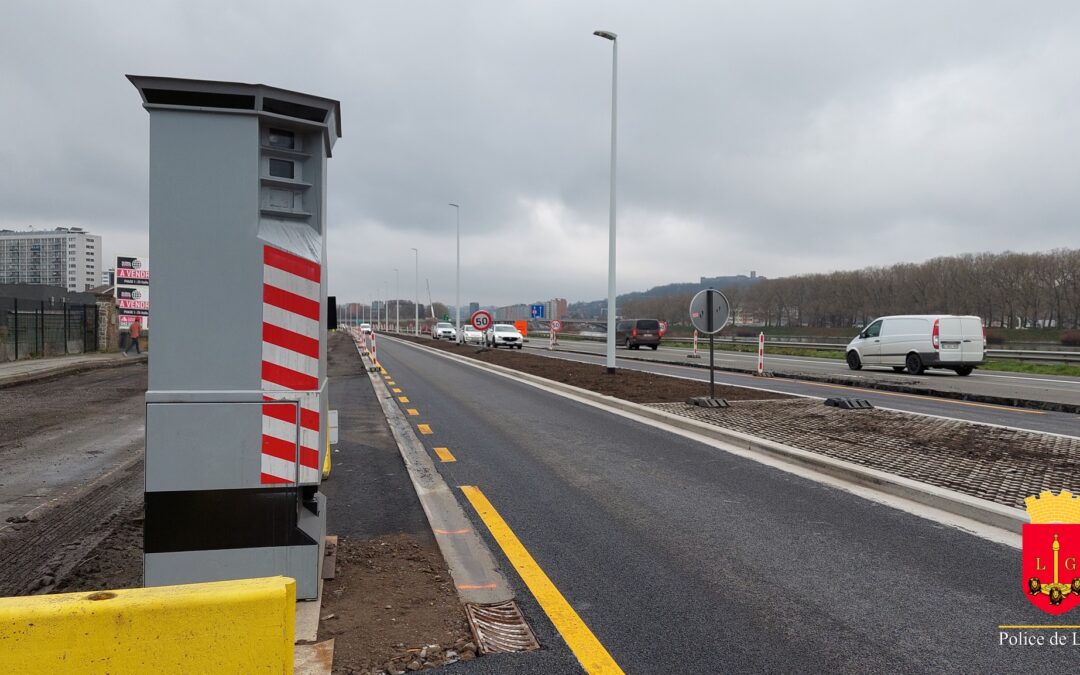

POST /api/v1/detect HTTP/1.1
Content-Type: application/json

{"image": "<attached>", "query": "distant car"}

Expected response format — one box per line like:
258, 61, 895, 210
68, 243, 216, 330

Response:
359, 323, 372, 334
461, 325, 484, 345
433, 322, 457, 341
486, 324, 523, 349
615, 318, 662, 350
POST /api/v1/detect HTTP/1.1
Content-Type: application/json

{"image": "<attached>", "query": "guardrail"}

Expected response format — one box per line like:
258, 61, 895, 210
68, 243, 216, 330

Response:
543, 333, 1080, 365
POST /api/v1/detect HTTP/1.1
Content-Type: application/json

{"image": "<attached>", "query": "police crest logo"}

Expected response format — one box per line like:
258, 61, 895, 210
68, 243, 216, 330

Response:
1023, 490, 1080, 615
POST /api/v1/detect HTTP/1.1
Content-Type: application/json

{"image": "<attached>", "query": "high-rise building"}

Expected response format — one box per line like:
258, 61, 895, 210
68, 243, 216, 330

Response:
0, 227, 102, 292
468, 301, 480, 315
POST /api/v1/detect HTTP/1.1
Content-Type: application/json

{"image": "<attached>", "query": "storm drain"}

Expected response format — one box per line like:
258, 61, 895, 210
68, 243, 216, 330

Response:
464, 600, 540, 654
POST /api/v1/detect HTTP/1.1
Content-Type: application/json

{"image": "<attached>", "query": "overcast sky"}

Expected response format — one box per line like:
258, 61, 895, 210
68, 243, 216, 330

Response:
2, 1, 1078, 306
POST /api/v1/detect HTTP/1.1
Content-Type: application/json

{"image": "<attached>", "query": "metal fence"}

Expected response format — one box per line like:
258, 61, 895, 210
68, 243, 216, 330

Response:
0, 296, 99, 362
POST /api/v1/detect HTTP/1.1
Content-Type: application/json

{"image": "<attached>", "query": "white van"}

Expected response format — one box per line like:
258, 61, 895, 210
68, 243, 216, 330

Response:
845, 315, 985, 376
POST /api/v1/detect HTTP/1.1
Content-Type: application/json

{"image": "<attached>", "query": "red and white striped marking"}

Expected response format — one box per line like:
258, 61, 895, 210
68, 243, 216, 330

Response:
261, 245, 322, 485
757, 332, 765, 375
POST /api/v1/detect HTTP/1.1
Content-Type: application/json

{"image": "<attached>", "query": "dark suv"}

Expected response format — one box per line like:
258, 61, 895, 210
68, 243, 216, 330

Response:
615, 319, 662, 350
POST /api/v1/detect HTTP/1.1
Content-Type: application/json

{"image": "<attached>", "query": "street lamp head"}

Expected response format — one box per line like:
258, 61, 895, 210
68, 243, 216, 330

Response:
449, 203, 459, 208
593, 30, 617, 40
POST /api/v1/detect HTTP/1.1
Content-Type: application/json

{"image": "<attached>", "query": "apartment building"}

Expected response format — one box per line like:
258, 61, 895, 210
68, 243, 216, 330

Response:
0, 227, 102, 292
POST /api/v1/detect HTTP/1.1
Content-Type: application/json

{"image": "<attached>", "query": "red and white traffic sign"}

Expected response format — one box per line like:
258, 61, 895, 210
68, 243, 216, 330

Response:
471, 310, 493, 331
550, 320, 562, 332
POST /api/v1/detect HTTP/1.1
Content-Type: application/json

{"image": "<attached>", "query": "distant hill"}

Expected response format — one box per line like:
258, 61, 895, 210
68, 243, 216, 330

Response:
568, 274, 764, 319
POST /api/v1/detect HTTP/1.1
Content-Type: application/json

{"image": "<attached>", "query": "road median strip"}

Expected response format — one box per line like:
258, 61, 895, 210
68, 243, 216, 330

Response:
537, 343, 1080, 414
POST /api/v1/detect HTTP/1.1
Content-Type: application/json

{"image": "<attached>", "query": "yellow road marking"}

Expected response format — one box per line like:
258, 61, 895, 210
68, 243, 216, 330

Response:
999, 625, 1080, 629
434, 447, 456, 462
399, 396, 410, 403
417, 424, 432, 435
387, 380, 396, 385
460, 485, 624, 675
407, 408, 419, 416
392, 387, 402, 393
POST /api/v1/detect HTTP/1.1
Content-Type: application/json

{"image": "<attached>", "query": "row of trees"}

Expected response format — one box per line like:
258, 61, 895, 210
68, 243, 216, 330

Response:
621, 249, 1080, 329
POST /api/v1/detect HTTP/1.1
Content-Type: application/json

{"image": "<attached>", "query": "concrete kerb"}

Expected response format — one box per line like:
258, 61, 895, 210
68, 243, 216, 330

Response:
383, 336, 1029, 536
353, 339, 513, 605
539, 342, 1080, 414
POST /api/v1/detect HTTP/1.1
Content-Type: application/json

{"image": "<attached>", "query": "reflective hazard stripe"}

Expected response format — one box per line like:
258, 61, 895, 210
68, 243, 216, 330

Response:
260, 244, 322, 485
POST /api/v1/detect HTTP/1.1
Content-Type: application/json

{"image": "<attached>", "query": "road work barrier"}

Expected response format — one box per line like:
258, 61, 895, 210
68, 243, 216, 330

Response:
0, 576, 296, 674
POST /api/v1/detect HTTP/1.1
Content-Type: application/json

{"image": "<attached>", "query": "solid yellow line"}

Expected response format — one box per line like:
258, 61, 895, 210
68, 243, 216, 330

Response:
407, 408, 419, 416
460, 485, 624, 675
993, 622, 1080, 630
399, 396, 410, 403
417, 424, 432, 435
434, 447, 456, 462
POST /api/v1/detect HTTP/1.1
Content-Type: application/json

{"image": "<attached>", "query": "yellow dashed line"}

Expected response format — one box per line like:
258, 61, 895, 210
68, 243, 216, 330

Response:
407, 408, 419, 416
387, 380, 396, 386
417, 424, 432, 435
460, 486, 624, 675
434, 447, 456, 462
392, 387, 402, 393
399, 396, 410, 403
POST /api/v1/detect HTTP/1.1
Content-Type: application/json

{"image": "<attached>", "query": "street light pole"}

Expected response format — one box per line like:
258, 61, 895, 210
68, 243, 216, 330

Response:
594, 29, 618, 374
449, 203, 461, 342
411, 247, 419, 335
394, 268, 400, 333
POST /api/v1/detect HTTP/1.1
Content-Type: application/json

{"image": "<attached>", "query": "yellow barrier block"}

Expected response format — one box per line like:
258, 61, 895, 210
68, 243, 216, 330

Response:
0, 576, 296, 674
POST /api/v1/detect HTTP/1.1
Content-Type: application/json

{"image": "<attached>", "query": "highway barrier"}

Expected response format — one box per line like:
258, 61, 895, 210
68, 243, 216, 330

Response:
0, 576, 295, 674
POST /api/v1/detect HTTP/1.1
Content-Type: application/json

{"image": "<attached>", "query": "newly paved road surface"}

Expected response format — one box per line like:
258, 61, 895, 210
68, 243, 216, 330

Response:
534, 338, 1080, 409
523, 343, 1080, 437
376, 337, 1068, 674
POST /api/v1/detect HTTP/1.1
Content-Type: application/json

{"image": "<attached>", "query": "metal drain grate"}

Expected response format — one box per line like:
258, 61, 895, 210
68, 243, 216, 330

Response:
464, 600, 540, 654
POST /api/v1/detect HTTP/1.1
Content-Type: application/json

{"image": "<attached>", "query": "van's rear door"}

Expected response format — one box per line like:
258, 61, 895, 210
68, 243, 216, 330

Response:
960, 317, 985, 364
937, 317, 963, 362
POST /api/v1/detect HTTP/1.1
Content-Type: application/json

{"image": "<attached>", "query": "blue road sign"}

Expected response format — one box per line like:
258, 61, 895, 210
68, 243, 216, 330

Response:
530, 304, 545, 319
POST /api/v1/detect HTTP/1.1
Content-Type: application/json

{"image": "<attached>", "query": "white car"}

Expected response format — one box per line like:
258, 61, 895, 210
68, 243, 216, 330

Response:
359, 323, 372, 334
486, 324, 523, 349
433, 322, 457, 341
846, 314, 985, 375
461, 325, 484, 345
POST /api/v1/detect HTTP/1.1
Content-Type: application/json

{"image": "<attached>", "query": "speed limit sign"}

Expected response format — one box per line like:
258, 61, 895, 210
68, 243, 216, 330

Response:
550, 320, 562, 332
471, 310, 493, 331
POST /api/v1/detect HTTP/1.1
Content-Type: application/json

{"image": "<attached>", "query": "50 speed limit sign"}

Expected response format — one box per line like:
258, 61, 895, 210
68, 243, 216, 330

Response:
550, 320, 563, 332
471, 310, 493, 331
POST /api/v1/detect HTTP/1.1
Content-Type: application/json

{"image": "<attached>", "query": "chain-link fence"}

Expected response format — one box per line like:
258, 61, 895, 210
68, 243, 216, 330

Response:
0, 296, 99, 361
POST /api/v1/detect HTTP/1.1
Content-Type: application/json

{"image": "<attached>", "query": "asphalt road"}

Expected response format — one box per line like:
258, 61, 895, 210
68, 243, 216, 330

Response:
533, 338, 1080, 409
522, 343, 1080, 437
375, 337, 1070, 674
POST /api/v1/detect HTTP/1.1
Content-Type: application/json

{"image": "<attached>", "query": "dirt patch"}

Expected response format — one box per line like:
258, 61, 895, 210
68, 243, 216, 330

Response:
393, 335, 789, 403
0, 362, 147, 448
53, 503, 144, 593
321, 535, 473, 675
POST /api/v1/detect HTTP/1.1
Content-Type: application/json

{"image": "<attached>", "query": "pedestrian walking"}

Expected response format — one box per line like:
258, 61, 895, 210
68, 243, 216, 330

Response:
124, 318, 142, 355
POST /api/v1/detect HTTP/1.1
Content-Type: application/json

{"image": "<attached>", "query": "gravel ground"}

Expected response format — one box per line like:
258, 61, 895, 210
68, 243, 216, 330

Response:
651, 399, 1078, 509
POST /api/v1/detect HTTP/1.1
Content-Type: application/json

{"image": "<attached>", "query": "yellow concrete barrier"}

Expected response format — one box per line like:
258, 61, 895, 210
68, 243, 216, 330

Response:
0, 576, 295, 674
